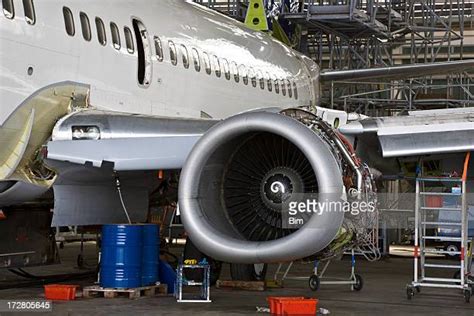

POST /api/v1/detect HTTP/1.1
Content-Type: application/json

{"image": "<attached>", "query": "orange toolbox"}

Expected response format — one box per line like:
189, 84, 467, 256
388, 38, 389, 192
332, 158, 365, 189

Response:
267, 296, 318, 315
44, 284, 79, 300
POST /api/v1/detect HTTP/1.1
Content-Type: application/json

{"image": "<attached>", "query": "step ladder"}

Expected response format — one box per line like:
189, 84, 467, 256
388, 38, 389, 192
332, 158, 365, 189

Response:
407, 153, 473, 302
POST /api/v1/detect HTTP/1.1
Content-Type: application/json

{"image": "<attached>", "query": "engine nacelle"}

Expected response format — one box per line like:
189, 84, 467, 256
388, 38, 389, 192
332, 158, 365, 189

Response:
178, 111, 346, 263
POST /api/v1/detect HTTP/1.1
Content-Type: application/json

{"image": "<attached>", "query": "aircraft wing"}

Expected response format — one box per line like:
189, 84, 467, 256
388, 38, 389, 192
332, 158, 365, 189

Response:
320, 59, 474, 82
339, 107, 474, 158
44, 110, 217, 226
47, 110, 217, 171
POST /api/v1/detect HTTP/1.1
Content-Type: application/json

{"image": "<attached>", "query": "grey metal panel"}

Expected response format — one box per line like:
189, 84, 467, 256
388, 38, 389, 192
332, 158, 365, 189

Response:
47, 136, 201, 171
0, 182, 50, 207
51, 184, 148, 226
379, 129, 474, 157
47, 110, 218, 171
339, 108, 474, 158
48, 160, 152, 226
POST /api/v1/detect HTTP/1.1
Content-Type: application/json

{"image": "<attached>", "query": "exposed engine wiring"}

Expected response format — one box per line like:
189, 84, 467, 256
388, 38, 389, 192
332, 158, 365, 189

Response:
114, 171, 132, 224
281, 108, 381, 262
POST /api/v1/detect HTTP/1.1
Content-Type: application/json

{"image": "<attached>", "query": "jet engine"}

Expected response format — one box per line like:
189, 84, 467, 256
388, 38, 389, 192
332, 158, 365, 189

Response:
179, 109, 374, 264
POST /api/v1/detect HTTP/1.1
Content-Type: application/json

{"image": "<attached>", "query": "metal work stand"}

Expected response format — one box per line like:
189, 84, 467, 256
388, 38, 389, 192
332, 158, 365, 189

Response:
274, 249, 363, 292
407, 156, 473, 302
175, 264, 211, 303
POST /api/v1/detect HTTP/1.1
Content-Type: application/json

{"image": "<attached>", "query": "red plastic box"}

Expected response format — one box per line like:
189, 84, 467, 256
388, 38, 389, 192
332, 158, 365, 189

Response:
44, 284, 79, 300
268, 297, 318, 315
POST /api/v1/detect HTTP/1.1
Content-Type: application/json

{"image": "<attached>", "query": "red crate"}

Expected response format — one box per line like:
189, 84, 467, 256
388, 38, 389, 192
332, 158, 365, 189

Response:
268, 297, 305, 315
268, 297, 318, 315
426, 196, 443, 208
44, 284, 79, 300
281, 299, 318, 315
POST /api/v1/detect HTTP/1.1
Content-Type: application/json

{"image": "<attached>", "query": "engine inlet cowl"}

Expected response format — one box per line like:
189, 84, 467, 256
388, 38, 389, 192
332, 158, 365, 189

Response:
178, 111, 345, 263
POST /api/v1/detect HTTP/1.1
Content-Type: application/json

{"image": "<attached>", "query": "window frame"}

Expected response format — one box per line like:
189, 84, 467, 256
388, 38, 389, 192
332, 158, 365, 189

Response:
110, 22, 121, 50
221, 58, 230, 80
154, 36, 164, 62
293, 82, 298, 100
169, 41, 177, 66
249, 68, 256, 88
274, 77, 280, 94
231, 61, 239, 83
79, 12, 91, 42
287, 79, 292, 98
95, 17, 106, 46
63, 7, 75, 36
281, 79, 286, 96
22, 0, 35, 25
2, 0, 14, 19
124, 26, 134, 54
266, 73, 272, 92
203, 52, 211, 75
181, 44, 189, 69
192, 48, 201, 72
240, 65, 248, 85
212, 55, 221, 78
257, 70, 264, 90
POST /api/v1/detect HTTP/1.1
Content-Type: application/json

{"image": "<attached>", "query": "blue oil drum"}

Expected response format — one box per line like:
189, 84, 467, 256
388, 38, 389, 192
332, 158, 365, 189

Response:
100, 224, 143, 288
141, 224, 160, 286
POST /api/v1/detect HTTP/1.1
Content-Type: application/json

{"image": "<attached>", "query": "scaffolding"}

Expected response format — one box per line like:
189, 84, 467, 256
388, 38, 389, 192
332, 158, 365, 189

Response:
195, 0, 474, 116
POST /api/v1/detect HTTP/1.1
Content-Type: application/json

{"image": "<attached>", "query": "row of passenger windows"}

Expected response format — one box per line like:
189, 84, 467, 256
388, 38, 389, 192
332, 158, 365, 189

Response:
164, 39, 298, 99
2, 0, 35, 24
59, 6, 298, 98
63, 7, 135, 54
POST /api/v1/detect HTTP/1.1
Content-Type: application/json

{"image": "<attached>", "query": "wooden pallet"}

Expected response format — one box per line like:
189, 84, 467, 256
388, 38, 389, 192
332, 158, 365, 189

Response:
83, 283, 168, 299
216, 280, 265, 291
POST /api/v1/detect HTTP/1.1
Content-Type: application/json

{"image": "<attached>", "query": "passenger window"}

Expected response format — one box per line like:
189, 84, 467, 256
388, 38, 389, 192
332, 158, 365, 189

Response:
203, 52, 211, 75
231, 62, 239, 83
287, 80, 292, 98
110, 22, 120, 49
293, 82, 298, 100
239, 65, 248, 85
266, 73, 272, 92
2, 0, 14, 19
79, 12, 91, 41
95, 17, 106, 46
63, 7, 74, 36
222, 59, 230, 80
192, 48, 200, 72
249, 69, 256, 87
181, 45, 189, 69
124, 27, 134, 53
169, 41, 177, 66
154, 36, 163, 61
212, 55, 221, 77
281, 79, 286, 96
22, 0, 35, 24
257, 71, 264, 90
274, 78, 280, 94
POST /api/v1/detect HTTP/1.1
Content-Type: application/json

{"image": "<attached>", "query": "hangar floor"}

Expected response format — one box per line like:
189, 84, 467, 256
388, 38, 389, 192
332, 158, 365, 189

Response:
1, 243, 474, 315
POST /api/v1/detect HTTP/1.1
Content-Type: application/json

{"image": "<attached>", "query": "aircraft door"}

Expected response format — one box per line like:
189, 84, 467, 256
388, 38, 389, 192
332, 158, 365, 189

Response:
132, 19, 152, 87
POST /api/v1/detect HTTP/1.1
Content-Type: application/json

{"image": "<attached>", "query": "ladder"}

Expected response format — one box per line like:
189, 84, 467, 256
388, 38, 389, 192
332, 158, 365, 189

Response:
407, 152, 473, 302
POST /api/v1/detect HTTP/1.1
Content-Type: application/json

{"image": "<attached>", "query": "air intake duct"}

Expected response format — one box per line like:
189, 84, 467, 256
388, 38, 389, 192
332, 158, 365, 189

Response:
178, 111, 345, 263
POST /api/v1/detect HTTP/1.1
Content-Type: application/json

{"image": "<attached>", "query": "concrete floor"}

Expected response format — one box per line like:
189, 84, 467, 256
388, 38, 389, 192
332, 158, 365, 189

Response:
1, 242, 474, 315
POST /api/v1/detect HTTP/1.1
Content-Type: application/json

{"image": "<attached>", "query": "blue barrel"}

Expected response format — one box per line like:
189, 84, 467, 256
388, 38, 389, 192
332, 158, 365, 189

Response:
100, 224, 143, 288
141, 224, 159, 286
